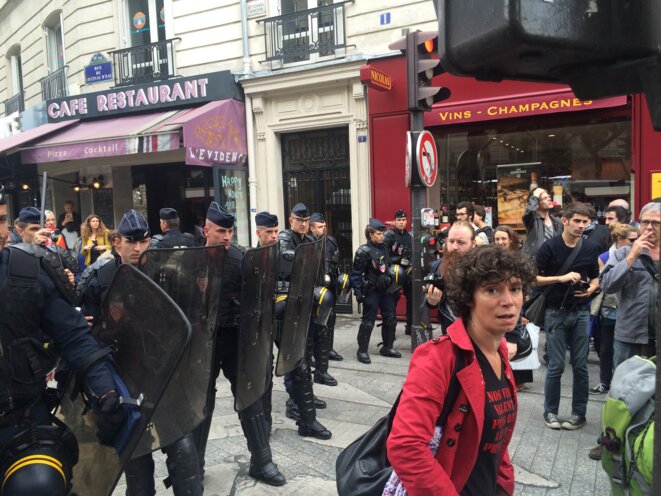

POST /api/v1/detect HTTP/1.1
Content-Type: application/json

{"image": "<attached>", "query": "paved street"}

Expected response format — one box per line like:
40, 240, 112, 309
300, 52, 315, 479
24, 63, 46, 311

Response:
114, 316, 610, 495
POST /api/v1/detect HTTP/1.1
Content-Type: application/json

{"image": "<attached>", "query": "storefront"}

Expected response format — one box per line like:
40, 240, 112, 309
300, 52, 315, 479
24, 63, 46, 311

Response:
366, 55, 661, 227
0, 71, 251, 244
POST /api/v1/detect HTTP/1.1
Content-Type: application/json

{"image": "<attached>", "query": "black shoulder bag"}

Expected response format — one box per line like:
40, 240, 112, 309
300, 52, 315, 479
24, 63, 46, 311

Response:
525, 238, 582, 326
335, 345, 465, 496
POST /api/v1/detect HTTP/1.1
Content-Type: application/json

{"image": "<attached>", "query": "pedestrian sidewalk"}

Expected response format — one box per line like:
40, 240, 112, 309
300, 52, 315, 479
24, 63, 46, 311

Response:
114, 316, 610, 495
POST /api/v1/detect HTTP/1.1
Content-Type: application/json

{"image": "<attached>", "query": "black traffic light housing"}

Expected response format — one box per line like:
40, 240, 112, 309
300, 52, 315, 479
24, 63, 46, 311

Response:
390, 31, 451, 113
434, 0, 661, 129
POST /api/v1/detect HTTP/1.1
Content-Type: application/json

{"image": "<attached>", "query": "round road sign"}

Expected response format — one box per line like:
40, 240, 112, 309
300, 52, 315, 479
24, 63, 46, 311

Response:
416, 131, 438, 187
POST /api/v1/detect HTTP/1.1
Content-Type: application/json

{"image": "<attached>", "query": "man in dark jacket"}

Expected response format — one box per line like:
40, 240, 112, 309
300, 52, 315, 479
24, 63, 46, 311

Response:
150, 207, 196, 248
523, 188, 563, 256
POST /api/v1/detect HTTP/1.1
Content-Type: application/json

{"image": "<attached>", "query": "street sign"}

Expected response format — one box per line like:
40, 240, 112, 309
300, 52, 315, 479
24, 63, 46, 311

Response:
84, 52, 113, 85
416, 130, 438, 187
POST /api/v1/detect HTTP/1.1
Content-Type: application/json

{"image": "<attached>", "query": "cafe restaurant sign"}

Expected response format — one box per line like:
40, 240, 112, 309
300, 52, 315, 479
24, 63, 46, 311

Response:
46, 71, 241, 123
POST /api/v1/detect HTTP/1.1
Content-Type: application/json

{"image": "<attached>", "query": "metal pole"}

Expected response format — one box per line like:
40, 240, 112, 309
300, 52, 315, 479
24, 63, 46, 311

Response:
654, 261, 660, 495
39, 171, 47, 228
409, 110, 432, 350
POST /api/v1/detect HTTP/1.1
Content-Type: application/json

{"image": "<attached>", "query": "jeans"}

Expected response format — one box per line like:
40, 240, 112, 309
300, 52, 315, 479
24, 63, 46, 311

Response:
598, 316, 615, 387
543, 307, 590, 417
612, 339, 654, 369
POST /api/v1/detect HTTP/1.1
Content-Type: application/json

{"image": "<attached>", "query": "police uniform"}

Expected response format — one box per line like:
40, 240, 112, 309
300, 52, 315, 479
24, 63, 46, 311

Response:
78, 210, 205, 496
308, 212, 339, 386
0, 195, 123, 494
194, 203, 285, 487
383, 209, 413, 335
350, 218, 401, 364
150, 208, 196, 249
277, 204, 332, 441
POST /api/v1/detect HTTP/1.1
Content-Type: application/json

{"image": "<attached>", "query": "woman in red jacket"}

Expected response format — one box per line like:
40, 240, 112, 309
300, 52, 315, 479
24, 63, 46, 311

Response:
386, 245, 536, 496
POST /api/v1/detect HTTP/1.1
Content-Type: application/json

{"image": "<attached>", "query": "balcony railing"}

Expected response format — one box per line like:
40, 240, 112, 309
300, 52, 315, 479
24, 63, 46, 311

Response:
258, 1, 352, 63
4, 92, 24, 116
40, 66, 68, 101
110, 38, 180, 87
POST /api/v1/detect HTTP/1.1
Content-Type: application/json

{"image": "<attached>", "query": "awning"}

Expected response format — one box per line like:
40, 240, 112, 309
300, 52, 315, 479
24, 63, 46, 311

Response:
159, 99, 247, 167
19, 99, 247, 167
0, 120, 79, 156
20, 111, 181, 164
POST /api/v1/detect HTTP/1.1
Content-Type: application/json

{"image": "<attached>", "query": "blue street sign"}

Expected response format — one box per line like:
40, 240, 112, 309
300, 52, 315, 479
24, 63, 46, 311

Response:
84, 61, 113, 85
379, 12, 391, 25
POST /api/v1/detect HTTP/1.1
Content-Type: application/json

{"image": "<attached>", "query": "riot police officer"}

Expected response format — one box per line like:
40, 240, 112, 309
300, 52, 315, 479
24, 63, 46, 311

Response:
278, 203, 332, 440
195, 202, 285, 486
150, 208, 196, 249
0, 185, 125, 495
383, 209, 413, 335
78, 210, 205, 496
309, 212, 340, 385
350, 218, 401, 364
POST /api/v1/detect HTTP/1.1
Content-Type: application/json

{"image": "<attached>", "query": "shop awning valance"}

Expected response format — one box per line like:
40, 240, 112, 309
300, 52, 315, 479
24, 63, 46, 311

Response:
0, 120, 79, 156
19, 99, 247, 167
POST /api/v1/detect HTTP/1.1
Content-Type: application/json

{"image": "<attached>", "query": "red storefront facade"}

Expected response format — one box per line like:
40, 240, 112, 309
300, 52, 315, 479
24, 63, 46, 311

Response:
367, 55, 661, 225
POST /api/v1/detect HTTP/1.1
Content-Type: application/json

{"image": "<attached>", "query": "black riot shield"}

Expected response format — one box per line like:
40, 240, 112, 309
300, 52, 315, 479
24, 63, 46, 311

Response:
134, 245, 224, 455
275, 238, 324, 376
57, 264, 191, 496
235, 243, 278, 412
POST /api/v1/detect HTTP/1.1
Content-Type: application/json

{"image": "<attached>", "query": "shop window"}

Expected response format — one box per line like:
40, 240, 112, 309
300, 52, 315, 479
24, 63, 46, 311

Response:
437, 117, 631, 230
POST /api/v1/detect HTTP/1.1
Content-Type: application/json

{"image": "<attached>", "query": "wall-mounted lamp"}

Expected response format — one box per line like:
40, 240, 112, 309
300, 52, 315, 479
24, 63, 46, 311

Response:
91, 175, 105, 189
72, 184, 82, 192
20, 183, 30, 191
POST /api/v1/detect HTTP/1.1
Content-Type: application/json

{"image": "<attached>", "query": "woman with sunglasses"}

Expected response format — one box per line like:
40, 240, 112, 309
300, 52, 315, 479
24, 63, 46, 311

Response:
589, 222, 640, 396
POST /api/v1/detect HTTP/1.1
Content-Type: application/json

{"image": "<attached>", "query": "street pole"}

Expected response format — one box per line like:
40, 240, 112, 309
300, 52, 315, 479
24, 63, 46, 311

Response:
409, 110, 431, 351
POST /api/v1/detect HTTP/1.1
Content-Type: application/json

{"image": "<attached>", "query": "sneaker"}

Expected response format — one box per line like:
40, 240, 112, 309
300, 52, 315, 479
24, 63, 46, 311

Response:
543, 412, 562, 430
589, 383, 610, 395
562, 414, 586, 430
588, 444, 603, 460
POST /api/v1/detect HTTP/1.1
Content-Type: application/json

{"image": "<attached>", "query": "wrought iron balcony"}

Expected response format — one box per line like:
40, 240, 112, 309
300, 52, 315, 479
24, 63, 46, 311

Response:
40, 66, 68, 101
258, 1, 352, 63
4, 92, 24, 116
110, 38, 180, 87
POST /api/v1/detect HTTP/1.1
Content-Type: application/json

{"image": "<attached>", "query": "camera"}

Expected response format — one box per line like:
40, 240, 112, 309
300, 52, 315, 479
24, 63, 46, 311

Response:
423, 272, 445, 291
49, 228, 62, 243
574, 279, 590, 292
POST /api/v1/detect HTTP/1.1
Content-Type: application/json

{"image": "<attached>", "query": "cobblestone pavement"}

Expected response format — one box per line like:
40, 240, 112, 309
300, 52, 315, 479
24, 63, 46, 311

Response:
113, 316, 609, 495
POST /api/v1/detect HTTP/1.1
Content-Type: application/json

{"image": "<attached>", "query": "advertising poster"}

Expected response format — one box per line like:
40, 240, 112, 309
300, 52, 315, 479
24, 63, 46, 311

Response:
496, 162, 541, 229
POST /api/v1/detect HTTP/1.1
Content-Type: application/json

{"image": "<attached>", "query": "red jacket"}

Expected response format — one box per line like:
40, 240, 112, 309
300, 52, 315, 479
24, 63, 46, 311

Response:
386, 319, 517, 495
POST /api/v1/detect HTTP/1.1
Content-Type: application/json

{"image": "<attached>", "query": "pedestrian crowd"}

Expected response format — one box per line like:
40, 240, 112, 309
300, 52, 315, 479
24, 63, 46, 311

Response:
0, 186, 657, 496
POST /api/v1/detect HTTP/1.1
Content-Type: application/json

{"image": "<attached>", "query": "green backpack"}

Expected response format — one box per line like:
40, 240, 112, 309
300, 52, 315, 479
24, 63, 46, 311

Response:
599, 355, 655, 496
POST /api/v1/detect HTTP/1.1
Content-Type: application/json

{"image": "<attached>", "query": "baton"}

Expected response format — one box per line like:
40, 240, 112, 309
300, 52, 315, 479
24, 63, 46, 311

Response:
358, 301, 362, 315
39, 171, 48, 228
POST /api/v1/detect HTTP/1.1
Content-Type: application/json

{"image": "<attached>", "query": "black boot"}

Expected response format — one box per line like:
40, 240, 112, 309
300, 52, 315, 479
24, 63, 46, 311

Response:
262, 380, 274, 433
124, 453, 156, 496
327, 311, 344, 361
356, 322, 373, 364
379, 318, 401, 358
293, 365, 332, 440
192, 386, 217, 478
314, 325, 338, 386
314, 396, 327, 409
163, 433, 204, 495
241, 402, 286, 487
285, 397, 299, 421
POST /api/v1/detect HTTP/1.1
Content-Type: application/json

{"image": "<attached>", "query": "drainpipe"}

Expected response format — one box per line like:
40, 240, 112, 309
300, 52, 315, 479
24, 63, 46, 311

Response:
240, 0, 257, 244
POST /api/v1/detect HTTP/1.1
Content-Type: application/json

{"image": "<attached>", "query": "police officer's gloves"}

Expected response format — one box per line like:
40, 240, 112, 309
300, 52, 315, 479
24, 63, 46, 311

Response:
375, 274, 391, 291
355, 294, 365, 304
96, 391, 126, 445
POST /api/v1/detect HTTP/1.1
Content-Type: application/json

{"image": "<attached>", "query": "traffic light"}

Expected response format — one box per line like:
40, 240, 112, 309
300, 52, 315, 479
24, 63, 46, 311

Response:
390, 31, 451, 113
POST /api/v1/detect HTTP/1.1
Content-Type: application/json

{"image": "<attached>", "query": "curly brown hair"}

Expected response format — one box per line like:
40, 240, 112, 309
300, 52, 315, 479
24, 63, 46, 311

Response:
445, 244, 537, 323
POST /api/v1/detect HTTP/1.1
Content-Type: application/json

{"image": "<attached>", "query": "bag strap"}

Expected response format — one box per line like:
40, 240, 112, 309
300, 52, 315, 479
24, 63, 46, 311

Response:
386, 342, 465, 435
539, 237, 583, 298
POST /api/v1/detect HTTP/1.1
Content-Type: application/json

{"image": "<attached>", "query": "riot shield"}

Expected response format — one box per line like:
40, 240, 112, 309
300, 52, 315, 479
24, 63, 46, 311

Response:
235, 243, 278, 412
134, 245, 224, 455
57, 264, 191, 496
275, 238, 324, 376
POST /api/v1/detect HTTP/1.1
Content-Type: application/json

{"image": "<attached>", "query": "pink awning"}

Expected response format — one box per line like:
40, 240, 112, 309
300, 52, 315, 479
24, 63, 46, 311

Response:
0, 120, 79, 156
20, 111, 181, 164
159, 99, 247, 167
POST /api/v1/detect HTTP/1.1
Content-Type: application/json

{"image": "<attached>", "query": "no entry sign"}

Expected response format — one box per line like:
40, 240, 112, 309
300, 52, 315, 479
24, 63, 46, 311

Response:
416, 131, 438, 187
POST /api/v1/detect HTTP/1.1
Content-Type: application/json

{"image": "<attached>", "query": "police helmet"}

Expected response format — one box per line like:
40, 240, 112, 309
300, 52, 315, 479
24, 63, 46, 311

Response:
387, 264, 408, 290
313, 285, 335, 326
